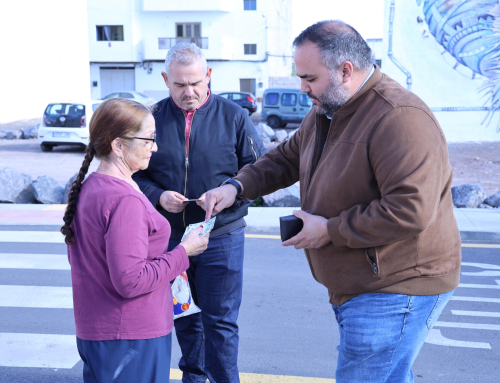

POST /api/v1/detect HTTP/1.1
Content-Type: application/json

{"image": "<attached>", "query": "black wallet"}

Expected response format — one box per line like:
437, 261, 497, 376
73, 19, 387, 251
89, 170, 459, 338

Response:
279, 211, 310, 242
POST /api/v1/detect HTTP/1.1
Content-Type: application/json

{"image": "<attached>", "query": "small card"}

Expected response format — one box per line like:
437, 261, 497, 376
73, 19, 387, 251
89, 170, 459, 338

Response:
183, 199, 201, 202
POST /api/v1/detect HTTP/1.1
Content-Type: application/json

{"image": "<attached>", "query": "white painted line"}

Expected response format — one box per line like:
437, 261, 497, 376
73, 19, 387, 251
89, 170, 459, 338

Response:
0, 285, 73, 309
0, 333, 80, 369
458, 280, 500, 290
425, 329, 491, 349
0, 253, 69, 270
451, 296, 500, 303
434, 321, 500, 331
462, 271, 500, 277
451, 310, 500, 318
462, 262, 500, 270
0, 231, 65, 243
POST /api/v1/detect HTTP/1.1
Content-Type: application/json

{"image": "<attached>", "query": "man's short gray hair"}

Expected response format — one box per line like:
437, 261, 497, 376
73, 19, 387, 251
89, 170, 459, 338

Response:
165, 42, 208, 76
293, 20, 374, 73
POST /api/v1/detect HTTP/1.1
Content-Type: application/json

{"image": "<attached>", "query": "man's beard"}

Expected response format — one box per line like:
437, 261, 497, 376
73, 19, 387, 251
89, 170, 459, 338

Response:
309, 74, 351, 116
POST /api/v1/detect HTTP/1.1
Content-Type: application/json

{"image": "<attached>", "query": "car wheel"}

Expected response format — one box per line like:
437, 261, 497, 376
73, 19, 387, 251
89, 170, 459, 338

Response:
243, 108, 250, 116
280, 123, 287, 128
267, 116, 281, 129
40, 143, 53, 152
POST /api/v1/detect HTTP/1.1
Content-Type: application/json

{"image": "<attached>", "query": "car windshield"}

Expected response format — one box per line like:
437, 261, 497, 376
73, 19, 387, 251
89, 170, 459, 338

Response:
299, 94, 312, 107
45, 104, 85, 116
135, 92, 148, 98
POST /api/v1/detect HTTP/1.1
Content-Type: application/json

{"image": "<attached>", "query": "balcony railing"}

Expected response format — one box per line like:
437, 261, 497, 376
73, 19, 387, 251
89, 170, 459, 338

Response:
158, 37, 208, 50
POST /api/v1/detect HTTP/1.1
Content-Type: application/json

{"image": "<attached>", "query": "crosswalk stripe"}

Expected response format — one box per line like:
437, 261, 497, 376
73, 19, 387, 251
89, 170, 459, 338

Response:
0, 231, 65, 243
0, 253, 69, 270
451, 310, 500, 318
0, 285, 73, 309
451, 296, 500, 303
434, 321, 500, 331
0, 333, 80, 369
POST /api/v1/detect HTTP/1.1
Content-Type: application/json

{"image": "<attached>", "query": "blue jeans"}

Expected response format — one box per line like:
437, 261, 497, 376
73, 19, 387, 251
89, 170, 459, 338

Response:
332, 290, 454, 383
77, 333, 172, 383
168, 227, 245, 383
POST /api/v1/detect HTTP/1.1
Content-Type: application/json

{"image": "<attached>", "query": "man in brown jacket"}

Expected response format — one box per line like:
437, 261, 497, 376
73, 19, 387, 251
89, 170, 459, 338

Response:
200, 21, 461, 382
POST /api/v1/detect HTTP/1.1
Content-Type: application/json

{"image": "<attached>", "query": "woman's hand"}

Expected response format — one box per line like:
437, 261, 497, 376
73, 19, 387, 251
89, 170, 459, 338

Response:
180, 227, 209, 257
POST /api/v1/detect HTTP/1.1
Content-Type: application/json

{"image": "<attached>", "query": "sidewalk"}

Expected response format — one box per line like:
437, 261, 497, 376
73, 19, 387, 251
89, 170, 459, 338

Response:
0, 204, 499, 239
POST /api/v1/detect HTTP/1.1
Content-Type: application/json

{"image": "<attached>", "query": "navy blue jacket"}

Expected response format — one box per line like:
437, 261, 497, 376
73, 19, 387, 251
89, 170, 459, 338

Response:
133, 94, 265, 240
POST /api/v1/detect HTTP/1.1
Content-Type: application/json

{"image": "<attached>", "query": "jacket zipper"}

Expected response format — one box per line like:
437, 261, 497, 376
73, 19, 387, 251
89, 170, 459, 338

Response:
306, 115, 323, 192
182, 111, 196, 228
248, 136, 258, 162
365, 249, 379, 275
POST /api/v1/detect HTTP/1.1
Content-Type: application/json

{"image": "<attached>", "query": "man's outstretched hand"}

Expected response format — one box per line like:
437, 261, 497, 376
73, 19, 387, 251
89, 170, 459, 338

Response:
282, 210, 331, 249
198, 185, 238, 222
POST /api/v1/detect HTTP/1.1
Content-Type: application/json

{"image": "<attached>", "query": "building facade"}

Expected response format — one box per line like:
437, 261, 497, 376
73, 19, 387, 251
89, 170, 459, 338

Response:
88, 0, 294, 104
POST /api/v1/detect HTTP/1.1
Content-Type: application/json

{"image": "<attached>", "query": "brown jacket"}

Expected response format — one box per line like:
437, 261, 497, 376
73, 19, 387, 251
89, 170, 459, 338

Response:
235, 66, 461, 305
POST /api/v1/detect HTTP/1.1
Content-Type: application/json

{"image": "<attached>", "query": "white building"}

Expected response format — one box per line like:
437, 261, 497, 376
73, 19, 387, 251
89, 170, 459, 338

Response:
87, 0, 294, 104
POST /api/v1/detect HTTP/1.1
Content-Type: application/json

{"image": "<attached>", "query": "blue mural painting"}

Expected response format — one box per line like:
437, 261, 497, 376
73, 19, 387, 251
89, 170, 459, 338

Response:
417, 0, 500, 130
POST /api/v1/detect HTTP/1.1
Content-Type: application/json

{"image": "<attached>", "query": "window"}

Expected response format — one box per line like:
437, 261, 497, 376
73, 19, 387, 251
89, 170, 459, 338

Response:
119, 92, 134, 99
176, 23, 201, 38
244, 0, 256, 10
219, 93, 230, 99
299, 94, 312, 107
244, 44, 257, 55
265, 93, 279, 105
96, 26, 124, 41
282, 93, 297, 106
231, 93, 244, 101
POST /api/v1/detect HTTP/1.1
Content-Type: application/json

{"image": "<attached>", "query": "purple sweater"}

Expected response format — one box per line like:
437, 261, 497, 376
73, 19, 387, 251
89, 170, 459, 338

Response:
68, 172, 189, 341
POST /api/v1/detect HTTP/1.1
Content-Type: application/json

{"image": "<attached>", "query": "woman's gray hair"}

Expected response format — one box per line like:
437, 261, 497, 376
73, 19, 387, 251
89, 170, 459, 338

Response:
293, 20, 374, 73
165, 42, 208, 76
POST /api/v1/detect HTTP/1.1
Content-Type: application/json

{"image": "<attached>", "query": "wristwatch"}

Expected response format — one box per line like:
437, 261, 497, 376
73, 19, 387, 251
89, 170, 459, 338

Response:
221, 178, 243, 199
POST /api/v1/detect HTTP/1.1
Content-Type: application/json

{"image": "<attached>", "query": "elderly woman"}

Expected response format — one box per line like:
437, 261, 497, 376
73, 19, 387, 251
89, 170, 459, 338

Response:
60, 98, 208, 383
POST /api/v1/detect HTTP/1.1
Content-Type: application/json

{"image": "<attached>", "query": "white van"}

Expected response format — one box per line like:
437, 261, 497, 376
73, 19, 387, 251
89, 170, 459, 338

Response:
38, 100, 102, 152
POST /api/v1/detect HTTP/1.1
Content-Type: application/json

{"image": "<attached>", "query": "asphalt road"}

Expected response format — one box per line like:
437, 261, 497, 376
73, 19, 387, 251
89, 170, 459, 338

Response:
0, 225, 499, 382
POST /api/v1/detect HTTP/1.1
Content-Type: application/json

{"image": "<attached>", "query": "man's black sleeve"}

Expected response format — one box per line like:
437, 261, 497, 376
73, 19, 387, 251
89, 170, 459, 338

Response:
235, 112, 265, 169
133, 169, 164, 208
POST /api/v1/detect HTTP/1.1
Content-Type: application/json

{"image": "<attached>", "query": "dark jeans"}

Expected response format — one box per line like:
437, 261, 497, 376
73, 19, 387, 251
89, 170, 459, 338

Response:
77, 333, 172, 383
168, 227, 245, 383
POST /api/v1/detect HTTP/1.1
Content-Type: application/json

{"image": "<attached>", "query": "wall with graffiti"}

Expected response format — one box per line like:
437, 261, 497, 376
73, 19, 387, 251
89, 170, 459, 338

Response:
382, 0, 500, 141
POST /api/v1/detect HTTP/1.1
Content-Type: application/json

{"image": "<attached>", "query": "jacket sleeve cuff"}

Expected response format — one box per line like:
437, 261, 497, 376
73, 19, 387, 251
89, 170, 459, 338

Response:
327, 216, 347, 247
234, 172, 258, 200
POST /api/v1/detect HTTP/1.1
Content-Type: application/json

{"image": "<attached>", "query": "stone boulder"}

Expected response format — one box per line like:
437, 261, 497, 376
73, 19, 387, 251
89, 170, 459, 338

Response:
0, 168, 36, 203
21, 124, 39, 139
0, 131, 6, 139
451, 183, 487, 208
263, 184, 300, 207
31, 176, 64, 204
484, 191, 500, 208
255, 122, 275, 141
3, 130, 21, 140
63, 173, 78, 204
274, 129, 288, 143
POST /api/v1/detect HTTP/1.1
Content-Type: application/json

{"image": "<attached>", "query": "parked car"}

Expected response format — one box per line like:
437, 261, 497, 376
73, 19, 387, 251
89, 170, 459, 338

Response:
102, 91, 156, 106
262, 88, 312, 128
218, 92, 257, 115
38, 100, 102, 152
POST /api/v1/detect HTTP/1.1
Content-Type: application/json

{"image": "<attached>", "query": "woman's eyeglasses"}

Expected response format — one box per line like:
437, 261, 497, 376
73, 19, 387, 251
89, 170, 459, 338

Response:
121, 133, 156, 148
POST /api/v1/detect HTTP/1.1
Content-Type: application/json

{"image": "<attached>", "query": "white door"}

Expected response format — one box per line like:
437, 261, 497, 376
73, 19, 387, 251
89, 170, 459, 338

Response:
100, 68, 135, 98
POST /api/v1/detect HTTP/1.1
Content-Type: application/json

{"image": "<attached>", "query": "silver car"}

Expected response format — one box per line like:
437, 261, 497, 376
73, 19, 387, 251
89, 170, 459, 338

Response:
102, 91, 156, 106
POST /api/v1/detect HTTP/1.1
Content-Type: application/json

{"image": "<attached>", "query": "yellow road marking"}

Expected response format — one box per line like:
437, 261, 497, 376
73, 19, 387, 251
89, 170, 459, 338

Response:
42, 205, 67, 211
169, 369, 334, 382
245, 234, 281, 239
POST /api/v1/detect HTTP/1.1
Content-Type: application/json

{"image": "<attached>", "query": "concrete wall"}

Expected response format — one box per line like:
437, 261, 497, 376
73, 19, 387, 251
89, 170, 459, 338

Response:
382, 0, 500, 142
0, 0, 90, 123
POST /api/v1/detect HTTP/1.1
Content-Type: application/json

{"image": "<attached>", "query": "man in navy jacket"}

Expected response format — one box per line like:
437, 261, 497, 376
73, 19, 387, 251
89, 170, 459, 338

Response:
133, 42, 264, 383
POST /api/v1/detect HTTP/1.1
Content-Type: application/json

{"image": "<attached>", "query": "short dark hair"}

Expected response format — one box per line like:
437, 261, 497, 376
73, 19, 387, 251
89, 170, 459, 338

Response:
293, 20, 373, 72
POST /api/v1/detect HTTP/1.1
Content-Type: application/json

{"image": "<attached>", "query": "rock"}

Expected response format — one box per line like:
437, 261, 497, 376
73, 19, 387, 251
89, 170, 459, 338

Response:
0, 168, 36, 203
21, 124, 39, 139
0, 131, 6, 139
262, 136, 271, 145
255, 122, 275, 141
478, 203, 493, 209
263, 184, 300, 207
484, 191, 500, 208
31, 176, 64, 204
274, 129, 288, 142
63, 173, 78, 204
288, 129, 298, 138
451, 183, 487, 208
